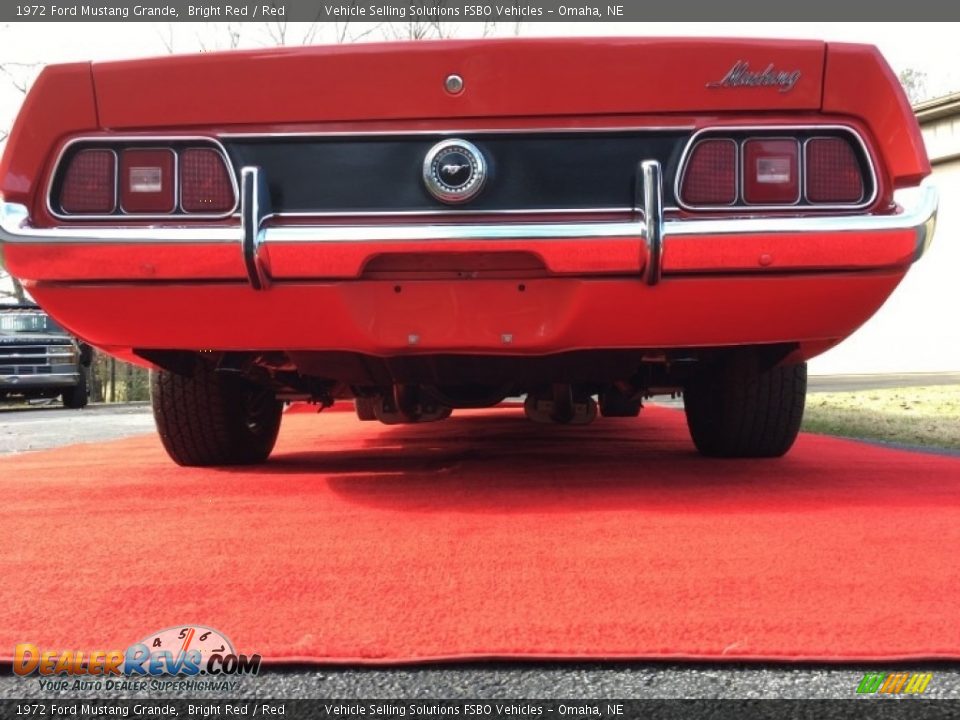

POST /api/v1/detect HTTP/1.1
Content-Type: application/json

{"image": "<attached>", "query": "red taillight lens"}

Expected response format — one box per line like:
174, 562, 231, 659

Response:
680, 139, 737, 205
742, 139, 800, 205
119, 149, 175, 213
60, 149, 116, 214
180, 148, 235, 213
805, 137, 865, 204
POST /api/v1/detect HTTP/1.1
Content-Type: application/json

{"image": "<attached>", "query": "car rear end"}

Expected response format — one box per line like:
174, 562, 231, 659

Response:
0, 37, 936, 463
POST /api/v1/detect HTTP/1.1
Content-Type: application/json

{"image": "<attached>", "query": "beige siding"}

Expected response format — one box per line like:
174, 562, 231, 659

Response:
810, 117, 959, 374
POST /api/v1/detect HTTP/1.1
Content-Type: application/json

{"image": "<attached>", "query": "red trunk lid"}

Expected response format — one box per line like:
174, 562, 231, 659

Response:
91, 37, 824, 128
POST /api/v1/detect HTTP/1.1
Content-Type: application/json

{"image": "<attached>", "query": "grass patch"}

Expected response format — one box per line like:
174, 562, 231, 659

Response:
802, 385, 960, 450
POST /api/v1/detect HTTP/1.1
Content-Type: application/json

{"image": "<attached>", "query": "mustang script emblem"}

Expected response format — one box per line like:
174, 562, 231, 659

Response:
707, 60, 801, 93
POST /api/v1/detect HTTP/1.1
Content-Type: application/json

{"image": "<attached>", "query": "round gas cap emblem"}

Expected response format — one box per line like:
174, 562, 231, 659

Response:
444, 74, 464, 94
423, 139, 487, 204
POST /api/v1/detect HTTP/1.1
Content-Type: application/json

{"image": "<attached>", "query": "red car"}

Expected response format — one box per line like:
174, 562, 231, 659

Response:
0, 38, 936, 465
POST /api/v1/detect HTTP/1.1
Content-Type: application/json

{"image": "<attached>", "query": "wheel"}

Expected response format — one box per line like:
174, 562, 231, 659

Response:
683, 355, 806, 458
62, 370, 88, 409
599, 388, 641, 417
151, 363, 283, 467
354, 396, 377, 421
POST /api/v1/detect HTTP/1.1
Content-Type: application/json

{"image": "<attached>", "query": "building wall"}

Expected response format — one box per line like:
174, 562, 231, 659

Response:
809, 121, 960, 375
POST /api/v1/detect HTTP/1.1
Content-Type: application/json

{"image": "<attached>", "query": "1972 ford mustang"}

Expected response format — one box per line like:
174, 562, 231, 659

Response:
0, 38, 937, 465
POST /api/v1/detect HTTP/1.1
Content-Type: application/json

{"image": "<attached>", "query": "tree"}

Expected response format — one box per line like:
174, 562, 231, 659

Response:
0, 247, 28, 303
262, 14, 324, 46
387, 20, 455, 40
899, 67, 928, 105
193, 23, 244, 52
0, 60, 42, 304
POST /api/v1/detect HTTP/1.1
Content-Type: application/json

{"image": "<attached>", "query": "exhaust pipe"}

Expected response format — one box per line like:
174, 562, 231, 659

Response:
523, 385, 597, 425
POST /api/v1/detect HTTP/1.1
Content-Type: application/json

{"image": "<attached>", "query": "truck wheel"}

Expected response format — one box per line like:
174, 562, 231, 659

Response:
62, 370, 89, 409
683, 356, 806, 458
151, 363, 283, 466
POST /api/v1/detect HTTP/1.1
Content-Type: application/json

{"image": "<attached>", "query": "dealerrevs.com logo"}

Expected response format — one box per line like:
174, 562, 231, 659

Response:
856, 672, 933, 695
13, 626, 261, 692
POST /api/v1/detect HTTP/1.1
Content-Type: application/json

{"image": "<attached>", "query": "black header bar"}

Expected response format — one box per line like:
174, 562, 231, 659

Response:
2, 699, 960, 719
1, 1, 958, 22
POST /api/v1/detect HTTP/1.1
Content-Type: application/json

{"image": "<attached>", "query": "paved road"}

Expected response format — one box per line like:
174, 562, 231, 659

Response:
1, 663, 958, 700
1, 400, 958, 700
0, 402, 155, 455
2, 372, 957, 455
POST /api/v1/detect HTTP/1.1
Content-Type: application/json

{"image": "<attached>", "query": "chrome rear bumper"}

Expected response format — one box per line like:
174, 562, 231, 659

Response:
0, 160, 939, 289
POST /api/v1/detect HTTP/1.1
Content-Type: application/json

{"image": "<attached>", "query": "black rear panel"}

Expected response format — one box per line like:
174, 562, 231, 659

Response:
223, 131, 691, 214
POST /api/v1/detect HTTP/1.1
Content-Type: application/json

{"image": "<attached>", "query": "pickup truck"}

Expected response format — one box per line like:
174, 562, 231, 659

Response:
0, 38, 936, 464
0, 304, 89, 408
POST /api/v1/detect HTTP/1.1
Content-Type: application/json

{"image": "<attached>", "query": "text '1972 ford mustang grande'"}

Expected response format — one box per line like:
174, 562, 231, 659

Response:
0, 38, 937, 465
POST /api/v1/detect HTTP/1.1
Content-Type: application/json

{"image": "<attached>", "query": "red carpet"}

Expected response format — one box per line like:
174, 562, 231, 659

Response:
1, 404, 959, 664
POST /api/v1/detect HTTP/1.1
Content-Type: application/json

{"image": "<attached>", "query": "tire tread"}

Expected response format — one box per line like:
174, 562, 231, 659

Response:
684, 356, 806, 458
151, 364, 282, 466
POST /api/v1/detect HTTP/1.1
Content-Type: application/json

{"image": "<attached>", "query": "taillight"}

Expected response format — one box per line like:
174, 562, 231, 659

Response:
679, 139, 737, 205
742, 139, 800, 205
678, 129, 872, 210
805, 137, 865, 203
119, 149, 175, 213
53, 141, 236, 217
60, 149, 116, 214
180, 148, 235, 213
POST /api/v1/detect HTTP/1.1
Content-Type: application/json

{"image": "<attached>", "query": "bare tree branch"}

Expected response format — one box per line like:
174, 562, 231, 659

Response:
261, 17, 325, 47
301, 11, 325, 45
226, 23, 243, 49
156, 23, 176, 54
0, 245, 27, 304
0, 57, 37, 305
389, 21, 445, 40
430, 21, 454, 39
386, 0, 454, 42
264, 20, 288, 46
194, 22, 243, 52
0, 61, 42, 94
0, 280, 27, 303
354, 24, 384, 42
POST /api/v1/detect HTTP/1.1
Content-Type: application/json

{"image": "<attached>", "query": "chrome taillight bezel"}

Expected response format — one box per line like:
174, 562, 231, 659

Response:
47, 136, 239, 220
675, 125, 878, 212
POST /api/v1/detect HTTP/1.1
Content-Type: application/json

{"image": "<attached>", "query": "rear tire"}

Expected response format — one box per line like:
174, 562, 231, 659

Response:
62, 370, 88, 409
354, 396, 377, 421
151, 363, 283, 467
683, 355, 806, 458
